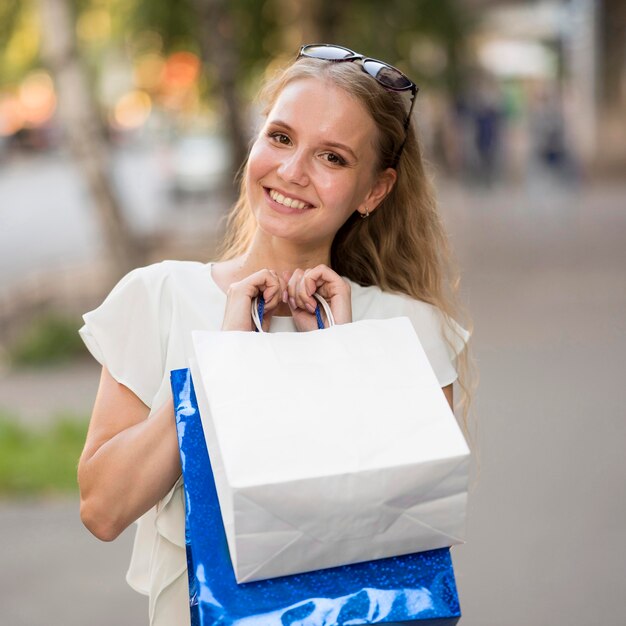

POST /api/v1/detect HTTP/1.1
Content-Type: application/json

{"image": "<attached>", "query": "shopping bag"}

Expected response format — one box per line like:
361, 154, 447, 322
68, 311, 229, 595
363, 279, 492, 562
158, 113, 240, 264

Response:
171, 367, 461, 626
189, 296, 470, 583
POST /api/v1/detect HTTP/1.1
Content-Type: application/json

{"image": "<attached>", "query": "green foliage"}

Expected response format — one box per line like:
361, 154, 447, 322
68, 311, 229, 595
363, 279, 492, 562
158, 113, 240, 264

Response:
324, 0, 477, 94
129, 0, 199, 53
0, 414, 88, 495
0, 0, 40, 86
0, 0, 22, 52
9, 314, 87, 367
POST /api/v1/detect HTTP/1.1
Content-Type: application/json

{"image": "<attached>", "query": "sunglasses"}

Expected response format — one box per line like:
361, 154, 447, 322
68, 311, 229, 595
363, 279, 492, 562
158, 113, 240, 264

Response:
297, 44, 419, 163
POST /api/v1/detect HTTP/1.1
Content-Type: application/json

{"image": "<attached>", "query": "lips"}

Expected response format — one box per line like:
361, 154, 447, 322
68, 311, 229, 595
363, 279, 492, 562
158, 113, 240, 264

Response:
265, 187, 315, 210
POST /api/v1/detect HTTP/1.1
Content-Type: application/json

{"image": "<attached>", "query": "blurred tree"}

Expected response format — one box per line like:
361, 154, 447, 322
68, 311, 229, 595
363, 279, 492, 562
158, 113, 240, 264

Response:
324, 0, 474, 96
0, 0, 40, 85
600, 0, 626, 109
314, 0, 348, 43
37, 0, 141, 278
597, 0, 626, 171
190, 0, 248, 184
2, 0, 476, 283
129, 0, 278, 190
125, 0, 475, 177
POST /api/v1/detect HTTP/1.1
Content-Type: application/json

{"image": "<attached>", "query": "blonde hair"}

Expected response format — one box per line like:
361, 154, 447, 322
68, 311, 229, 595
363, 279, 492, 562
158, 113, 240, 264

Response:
218, 57, 477, 438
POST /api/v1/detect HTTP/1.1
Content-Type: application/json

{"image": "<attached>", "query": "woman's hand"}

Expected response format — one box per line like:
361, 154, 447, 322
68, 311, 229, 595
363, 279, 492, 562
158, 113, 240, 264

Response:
283, 264, 352, 332
222, 269, 285, 332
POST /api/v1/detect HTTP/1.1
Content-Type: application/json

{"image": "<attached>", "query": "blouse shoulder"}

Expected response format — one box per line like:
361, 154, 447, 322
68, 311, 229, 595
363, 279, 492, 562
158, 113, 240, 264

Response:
78, 260, 207, 407
126, 258, 210, 286
348, 279, 471, 387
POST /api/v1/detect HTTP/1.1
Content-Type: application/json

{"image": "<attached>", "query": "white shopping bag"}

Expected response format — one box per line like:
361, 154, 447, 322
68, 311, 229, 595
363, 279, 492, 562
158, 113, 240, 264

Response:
189, 299, 470, 583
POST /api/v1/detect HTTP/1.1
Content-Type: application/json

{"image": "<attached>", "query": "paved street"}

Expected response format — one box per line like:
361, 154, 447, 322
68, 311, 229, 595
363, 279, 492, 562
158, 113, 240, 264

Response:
0, 500, 146, 626
1, 176, 625, 625
440, 178, 626, 625
0, 147, 225, 292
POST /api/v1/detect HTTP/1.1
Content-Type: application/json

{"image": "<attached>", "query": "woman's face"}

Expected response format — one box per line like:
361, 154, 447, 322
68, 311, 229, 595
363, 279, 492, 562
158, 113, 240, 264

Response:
246, 77, 392, 249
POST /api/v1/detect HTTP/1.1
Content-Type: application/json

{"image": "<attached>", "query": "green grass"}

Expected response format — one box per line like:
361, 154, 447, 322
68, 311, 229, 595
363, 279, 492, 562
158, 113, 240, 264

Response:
0, 414, 88, 495
9, 314, 88, 367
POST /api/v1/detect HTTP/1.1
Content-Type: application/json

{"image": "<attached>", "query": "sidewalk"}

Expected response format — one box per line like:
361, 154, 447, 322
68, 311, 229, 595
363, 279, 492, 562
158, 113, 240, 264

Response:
0, 498, 146, 626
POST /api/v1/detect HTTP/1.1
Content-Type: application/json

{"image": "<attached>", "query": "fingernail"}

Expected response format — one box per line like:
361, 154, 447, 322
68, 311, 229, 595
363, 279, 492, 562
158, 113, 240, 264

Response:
305, 303, 316, 314
282, 290, 288, 303
289, 297, 297, 309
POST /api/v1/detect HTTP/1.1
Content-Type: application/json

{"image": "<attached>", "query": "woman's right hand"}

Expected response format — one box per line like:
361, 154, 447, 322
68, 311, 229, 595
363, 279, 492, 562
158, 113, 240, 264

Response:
221, 269, 285, 332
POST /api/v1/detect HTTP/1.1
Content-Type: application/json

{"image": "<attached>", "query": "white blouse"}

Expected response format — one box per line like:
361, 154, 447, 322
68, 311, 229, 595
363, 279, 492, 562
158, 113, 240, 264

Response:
79, 260, 470, 625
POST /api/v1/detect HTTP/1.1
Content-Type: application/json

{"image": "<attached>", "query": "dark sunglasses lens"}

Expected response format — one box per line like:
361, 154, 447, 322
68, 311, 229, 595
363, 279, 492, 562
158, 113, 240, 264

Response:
302, 45, 355, 61
363, 60, 412, 90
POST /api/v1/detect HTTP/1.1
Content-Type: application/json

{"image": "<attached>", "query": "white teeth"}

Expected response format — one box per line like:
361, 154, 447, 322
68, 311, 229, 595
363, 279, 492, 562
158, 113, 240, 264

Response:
269, 189, 309, 210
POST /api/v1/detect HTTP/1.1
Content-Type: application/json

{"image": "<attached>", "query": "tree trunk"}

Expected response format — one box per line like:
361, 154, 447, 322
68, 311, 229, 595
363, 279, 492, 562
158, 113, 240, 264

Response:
597, 0, 626, 172
38, 0, 141, 280
191, 0, 249, 195
599, 0, 626, 108
315, 0, 348, 43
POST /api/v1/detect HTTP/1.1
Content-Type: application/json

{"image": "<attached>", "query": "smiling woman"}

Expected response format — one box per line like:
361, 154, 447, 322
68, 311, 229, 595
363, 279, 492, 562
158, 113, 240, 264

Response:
243, 78, 397, 252
76, 44, 475, 626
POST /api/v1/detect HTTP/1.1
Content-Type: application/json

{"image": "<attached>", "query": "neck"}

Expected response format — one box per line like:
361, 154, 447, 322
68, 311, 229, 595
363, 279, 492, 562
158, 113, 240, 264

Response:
237, 230, 331, 277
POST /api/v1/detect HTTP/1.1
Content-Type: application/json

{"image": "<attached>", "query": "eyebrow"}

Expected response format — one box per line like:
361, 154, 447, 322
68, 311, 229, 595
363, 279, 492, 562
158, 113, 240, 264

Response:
270, 119, 358, 161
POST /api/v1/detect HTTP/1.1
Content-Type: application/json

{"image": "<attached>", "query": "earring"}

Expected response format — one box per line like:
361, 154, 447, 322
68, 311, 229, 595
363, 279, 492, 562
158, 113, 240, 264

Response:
361, 207, 369, 219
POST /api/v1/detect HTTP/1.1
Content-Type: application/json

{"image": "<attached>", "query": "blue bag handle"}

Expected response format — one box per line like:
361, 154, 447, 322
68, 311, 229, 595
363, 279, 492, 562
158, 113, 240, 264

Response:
252, 293, 334, 332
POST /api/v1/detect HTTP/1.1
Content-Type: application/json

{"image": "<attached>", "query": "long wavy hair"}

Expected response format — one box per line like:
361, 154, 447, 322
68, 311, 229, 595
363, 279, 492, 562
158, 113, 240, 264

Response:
217, 56, 477, 436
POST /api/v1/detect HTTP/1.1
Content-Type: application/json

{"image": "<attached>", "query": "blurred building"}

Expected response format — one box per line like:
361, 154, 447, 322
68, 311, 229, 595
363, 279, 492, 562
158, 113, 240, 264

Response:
464, 0, 626, 177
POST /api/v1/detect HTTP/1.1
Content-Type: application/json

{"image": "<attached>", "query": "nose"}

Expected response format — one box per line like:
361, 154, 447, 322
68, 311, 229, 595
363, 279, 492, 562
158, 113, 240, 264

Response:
277, 148, 310, 187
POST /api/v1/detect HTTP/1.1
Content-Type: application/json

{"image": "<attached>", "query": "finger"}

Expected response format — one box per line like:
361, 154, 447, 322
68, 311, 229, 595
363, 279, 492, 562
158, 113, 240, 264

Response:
307, 264, 347, 298
287, 268, 304, 310
304, 266, 352, 325
297, 272, 318, 314
281, 272, 290, 304
290, 306, 320, 332
261, 271, 282, 310
244, 269, 278, 303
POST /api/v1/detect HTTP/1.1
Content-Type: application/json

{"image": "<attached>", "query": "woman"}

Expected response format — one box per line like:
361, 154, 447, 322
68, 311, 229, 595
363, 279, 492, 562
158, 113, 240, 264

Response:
78, 44, 473, 625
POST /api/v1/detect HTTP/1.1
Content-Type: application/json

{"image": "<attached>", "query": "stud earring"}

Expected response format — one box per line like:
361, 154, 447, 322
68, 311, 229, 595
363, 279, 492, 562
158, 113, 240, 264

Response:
361, 207, 369, 219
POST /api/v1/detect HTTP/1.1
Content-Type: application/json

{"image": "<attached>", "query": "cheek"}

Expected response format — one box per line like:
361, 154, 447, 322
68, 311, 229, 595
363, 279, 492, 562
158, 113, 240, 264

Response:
317, 174, 367, 210
246, 144, 261, 179
247, 140, 273, 181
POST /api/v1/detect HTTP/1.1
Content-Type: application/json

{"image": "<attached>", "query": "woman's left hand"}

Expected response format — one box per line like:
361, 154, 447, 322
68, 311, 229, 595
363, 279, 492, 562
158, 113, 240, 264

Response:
283, 264, 352, 332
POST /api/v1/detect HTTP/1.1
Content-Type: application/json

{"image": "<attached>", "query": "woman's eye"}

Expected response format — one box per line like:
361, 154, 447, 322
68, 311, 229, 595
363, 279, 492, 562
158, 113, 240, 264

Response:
268, 132, 291, 145
323, 152, 347, 166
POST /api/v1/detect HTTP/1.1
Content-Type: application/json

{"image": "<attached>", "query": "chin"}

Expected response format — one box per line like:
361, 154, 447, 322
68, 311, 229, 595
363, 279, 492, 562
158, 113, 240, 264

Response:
254, 212, 330, 248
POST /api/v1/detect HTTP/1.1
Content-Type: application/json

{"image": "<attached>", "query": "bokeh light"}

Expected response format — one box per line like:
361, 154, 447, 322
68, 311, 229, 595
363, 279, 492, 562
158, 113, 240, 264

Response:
18, 71, 56, 127
162, 52, 200, 90
133, 53, 166, 91
111, 90, 152, 130
76, 8, 112, 43
0, 93, 24, 136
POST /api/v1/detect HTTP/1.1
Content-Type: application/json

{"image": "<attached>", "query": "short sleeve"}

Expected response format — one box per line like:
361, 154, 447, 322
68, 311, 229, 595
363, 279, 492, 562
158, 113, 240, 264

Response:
79, 265, 170, 408
401, 296, 471, 387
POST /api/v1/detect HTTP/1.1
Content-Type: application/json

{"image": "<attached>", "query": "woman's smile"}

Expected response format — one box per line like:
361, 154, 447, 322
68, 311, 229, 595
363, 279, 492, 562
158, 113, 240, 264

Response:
264, 186, 316, 212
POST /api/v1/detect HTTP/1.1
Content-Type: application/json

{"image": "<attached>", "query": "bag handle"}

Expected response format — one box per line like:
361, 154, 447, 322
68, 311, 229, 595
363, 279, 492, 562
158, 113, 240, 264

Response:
251, 293, 335, 332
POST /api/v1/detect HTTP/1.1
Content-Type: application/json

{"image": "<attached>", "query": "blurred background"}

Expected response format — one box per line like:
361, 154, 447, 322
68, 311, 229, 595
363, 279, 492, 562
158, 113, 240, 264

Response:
0, 1, 624, 625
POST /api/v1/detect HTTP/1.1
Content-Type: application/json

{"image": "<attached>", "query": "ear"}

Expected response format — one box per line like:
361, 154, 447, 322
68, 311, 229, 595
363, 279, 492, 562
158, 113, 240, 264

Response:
359, 167, 397, 216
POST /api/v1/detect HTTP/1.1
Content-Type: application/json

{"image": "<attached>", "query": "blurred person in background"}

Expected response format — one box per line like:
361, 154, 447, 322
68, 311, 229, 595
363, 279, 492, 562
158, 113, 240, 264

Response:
76, 44, 473, 625
468, 77, 505, 187
528, 85, 578, 184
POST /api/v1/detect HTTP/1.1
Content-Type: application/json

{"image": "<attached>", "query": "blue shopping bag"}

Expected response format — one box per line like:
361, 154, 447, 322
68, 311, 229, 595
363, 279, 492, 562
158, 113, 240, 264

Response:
171, 368, 462, 626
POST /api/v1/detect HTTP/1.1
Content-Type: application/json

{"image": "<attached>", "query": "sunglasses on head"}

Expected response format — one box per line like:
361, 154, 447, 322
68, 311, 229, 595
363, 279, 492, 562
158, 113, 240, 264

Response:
297, 43, 418, 148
